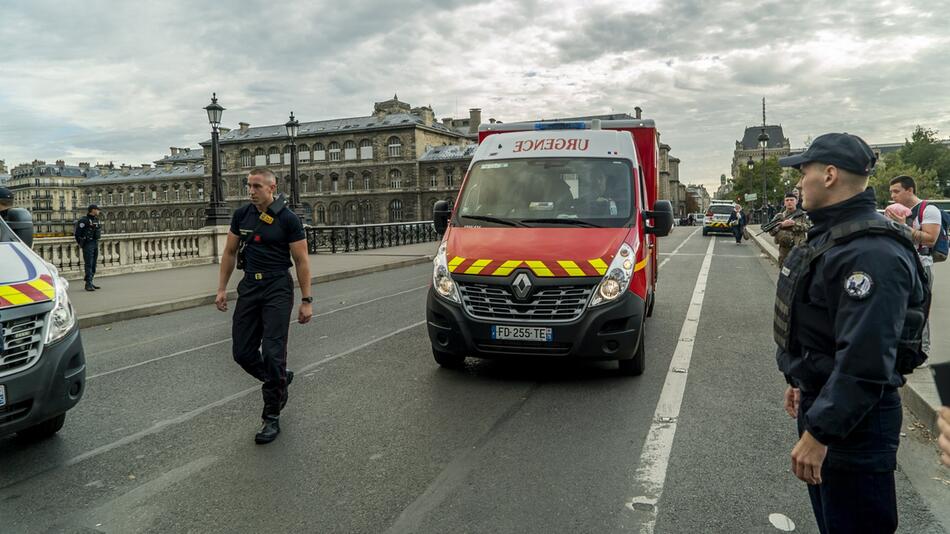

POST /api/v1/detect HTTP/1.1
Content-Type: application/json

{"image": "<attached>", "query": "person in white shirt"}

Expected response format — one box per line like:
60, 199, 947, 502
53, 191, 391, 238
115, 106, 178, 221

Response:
888, 175, 941, 355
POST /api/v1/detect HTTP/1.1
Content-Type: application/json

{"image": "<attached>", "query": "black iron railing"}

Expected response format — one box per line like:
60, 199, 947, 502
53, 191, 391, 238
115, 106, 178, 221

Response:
304, 221, 438, 253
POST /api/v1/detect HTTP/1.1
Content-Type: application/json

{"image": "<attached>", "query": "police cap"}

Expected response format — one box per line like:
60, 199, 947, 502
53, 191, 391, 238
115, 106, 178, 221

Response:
87, 204, 100, 212
779, 132, 876, 176
0, 187, 12, 201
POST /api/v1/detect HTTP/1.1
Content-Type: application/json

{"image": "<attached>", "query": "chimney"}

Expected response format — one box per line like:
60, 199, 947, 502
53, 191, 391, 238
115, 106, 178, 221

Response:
442, 117, 453, 126
141, 163, 151, 169
170, 147, 179, 155
239, 122, 250, 133
468, 108, 482, 134
78, 162, 90, 170
218, 126, 231, 134
56, 159, 65, 167
634, 106, 642, 119
489, 118, 496, 124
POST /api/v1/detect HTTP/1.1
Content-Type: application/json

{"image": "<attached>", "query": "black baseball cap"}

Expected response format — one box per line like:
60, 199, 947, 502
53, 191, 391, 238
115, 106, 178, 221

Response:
88, 204, 100, 212
779, 133, 876, 176
0, 187, 12, 200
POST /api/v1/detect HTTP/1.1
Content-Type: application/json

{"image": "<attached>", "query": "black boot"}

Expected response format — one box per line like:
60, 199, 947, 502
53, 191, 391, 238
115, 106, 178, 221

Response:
254, 416, 280, 444
280, 370, 294, 410
84, 283, 96, 291
92, 283, 101, 289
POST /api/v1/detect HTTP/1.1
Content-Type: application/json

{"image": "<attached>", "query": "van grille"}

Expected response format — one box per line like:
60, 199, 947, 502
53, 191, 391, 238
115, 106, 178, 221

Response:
1, 315, 44, 376
457, 281, 593, 322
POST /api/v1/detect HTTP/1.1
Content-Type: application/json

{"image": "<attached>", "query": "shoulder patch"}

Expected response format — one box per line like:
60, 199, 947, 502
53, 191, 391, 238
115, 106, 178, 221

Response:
843, 271, 873, 300
78, 222, 85, 228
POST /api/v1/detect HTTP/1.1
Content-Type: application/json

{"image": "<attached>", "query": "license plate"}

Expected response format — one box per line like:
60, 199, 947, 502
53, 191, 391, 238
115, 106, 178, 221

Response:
0, 385, 6, 408
491, 325, 552, 342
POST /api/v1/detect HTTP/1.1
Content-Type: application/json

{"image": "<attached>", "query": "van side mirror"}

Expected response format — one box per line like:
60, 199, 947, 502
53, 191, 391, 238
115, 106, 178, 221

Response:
433, 200, 451, 235
644, 200, 674, 237
4, 208, 34, 247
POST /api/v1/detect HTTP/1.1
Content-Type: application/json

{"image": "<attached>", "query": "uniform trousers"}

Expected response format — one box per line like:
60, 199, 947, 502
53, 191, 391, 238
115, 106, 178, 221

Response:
797, 391, 901, 534
232, 271, 294, 418
81, 240, 98, 283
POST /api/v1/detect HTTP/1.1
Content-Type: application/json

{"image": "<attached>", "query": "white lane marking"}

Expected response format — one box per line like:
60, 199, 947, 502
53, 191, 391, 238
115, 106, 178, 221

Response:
769, 513, 796, 531
64, 321, 426, 469
624, 236, 715, 533
658, 227, 700, 270
87, 285, 427, 380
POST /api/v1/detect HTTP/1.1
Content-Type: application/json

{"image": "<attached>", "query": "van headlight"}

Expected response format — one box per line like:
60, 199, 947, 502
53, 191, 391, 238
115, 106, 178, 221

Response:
590, 243, 636, 307
46, 277, 76, 344
432, 242, 461, 303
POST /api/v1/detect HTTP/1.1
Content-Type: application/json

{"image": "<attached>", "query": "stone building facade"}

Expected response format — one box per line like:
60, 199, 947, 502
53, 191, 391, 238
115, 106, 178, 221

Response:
5, 160, 90, 235
730, 125, 791, 179
204, 96, 472, 225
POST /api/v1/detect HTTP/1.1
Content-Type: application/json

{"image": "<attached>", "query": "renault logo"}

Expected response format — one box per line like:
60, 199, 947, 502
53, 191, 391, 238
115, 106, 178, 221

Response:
512, 272, 533, 300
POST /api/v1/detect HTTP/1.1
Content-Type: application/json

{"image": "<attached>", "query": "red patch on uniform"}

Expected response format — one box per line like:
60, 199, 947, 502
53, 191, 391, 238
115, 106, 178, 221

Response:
254, 235, 262, 242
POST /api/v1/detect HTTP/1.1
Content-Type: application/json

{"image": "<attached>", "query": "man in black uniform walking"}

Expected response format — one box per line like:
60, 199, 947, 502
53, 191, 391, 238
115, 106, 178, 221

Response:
774, 133, 929, 533
75, 205, 102, 291
216, 167, 312, 444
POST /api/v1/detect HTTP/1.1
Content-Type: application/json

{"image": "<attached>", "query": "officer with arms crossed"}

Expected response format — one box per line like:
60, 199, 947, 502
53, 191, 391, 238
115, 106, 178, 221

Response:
216, 167, 313, 444
75, 204, 102, 291
774, 133, 929, 534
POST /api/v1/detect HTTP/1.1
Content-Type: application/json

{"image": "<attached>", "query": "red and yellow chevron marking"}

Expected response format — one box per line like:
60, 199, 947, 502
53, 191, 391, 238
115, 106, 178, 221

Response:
0, 275, 56, 309
446, 257, 648, 277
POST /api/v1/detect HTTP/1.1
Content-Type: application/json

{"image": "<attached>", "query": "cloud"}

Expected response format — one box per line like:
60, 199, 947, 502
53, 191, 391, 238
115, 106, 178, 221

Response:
1, 0, 948, 191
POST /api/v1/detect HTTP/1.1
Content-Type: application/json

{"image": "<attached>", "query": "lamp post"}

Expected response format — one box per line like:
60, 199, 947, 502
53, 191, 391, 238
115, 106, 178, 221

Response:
758, 127, 770, 223
284, 111, 301, 214
204, 93, 230, 226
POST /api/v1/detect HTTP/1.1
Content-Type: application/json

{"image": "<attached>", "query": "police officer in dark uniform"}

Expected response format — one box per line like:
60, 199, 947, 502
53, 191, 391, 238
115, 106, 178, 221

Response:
774, 133, 929, 534
75, 204, 103, 291
215, 167, 313, 444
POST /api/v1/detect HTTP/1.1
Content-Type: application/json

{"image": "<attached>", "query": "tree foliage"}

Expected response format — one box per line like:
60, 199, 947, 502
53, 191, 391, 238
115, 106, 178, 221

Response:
868, 126, 949, 205
730, 157, 796, 208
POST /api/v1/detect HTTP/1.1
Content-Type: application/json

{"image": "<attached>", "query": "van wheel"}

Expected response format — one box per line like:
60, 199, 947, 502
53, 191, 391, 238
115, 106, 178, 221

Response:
17, 413, 66, 441
433, 349, 465, 369
618, 330, 646, 376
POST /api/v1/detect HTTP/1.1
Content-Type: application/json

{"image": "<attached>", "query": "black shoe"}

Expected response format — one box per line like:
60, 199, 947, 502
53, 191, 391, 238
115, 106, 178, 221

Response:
280, 370, 294, 410
92, 284, 101, 289
254, 416, 280, 444
85, 284, 96, 291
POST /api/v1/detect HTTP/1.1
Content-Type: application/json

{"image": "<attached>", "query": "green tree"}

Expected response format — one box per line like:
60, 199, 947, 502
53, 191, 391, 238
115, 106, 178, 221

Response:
731, 157, 795, 209
868, 151, 939, 206
896, 126, 950, 197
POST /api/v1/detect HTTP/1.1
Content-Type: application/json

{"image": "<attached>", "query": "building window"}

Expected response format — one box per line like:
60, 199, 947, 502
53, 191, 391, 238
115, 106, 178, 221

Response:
389, 169, 402, 189
388, 136, 402, 158
298, 144, 310, 163
328, 142, 341, 162
175, 189, 181, 201
163, 189, 169, 202
389, 199, 403, 222
331, 174, 339, 192
240, 150, 253, 167
283, 145, 292, 165
187, 188, 193, 200
363, 173, 371, 190
317, 205, 326, 224
359, 139, 373, 160
198, 187, 205, 200
97, 193, 103, 204
330, 204, 342, 225
255, 148, 266, 166
428, 168, 438, 187
346, 172, 355, 191
268, 147, 280, 165
344, 140, 357, 160
313, 143, 325, 161
445, 168, 455, 187
315, 177, 323, 192
300, 175, 308, 193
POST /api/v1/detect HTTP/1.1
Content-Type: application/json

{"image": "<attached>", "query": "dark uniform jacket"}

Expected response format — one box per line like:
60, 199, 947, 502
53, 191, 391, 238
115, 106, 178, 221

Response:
75, 215, 102, 244
776, 189, 927, 448
229, 202, 305, 273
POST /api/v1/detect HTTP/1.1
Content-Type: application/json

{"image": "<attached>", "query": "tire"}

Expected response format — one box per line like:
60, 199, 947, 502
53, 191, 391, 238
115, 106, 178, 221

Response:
432, 348, 465, 369
618, 330, 646, 376
17, 413, 66, 441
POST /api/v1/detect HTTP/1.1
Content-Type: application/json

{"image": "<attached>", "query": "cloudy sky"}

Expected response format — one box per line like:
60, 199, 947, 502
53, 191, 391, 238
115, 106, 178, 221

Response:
2, 0, 948, 190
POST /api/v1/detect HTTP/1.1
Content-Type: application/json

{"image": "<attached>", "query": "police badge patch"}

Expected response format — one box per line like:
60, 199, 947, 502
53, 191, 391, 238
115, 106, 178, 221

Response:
844, 272, 873, 299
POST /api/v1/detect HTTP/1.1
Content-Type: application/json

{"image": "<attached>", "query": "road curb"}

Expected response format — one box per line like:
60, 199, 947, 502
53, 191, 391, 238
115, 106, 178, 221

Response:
76, 255, 433, 329
746, 225, 942, 436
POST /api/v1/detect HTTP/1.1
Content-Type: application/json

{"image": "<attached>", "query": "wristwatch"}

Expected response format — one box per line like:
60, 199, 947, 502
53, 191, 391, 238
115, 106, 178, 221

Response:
301, 296, 313, 303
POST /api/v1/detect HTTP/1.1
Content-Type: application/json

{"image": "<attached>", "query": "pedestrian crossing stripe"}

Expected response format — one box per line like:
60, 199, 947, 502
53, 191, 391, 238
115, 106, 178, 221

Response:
0, 275, 55, 309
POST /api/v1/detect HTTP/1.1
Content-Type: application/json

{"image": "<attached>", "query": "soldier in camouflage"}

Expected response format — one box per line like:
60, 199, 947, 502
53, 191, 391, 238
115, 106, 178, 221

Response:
769, 191, 811, 266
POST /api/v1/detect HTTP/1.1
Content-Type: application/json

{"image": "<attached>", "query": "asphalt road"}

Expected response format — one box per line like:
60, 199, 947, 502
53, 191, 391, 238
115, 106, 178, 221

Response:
0, 227, 946, 533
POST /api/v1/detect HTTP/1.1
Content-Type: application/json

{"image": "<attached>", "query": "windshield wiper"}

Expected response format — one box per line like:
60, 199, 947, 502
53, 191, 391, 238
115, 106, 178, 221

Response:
519, 218, 604, 228
460, 215, 526, 227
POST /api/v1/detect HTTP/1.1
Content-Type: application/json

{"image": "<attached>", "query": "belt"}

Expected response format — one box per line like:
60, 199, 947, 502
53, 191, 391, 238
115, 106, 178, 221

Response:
243, 270, 289, 280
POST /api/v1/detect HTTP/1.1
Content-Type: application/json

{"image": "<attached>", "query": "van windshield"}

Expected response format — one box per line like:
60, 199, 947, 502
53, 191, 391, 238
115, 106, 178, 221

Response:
456, 158, 635, 228
0, 217, 19, 243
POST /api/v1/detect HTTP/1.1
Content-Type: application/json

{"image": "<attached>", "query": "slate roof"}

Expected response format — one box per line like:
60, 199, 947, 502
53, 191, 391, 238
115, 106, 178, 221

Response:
207, 113, 463, 146
82, 164, 204, 185
739, 125, 787, 149
419, 144, 477, 162
13, 164, 91, 178
154, 148, 205, 165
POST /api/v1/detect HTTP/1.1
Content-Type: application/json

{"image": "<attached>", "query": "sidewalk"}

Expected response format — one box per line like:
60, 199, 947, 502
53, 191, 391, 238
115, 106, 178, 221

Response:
67, 242, 438, 328
748, 225, 948, 437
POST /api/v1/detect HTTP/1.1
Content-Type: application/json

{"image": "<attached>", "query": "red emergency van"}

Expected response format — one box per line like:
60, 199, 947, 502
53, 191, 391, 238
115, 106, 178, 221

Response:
427, 118, 673, 375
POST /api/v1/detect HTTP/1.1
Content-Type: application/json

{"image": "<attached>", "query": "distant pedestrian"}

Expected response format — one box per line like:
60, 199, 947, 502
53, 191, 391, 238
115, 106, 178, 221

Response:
768, 191, 811, 266
888, 175, 941, 357
215, 167, 313, 445
75, 205, 102, 291
728, 204, 746, 244
775, 133, 929, 534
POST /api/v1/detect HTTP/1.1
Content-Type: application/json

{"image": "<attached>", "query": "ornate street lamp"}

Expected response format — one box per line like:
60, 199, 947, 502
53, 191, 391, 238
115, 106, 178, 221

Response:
284, 111, 301, 213
204, 93, 230, 226
747, 156, 755, 171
